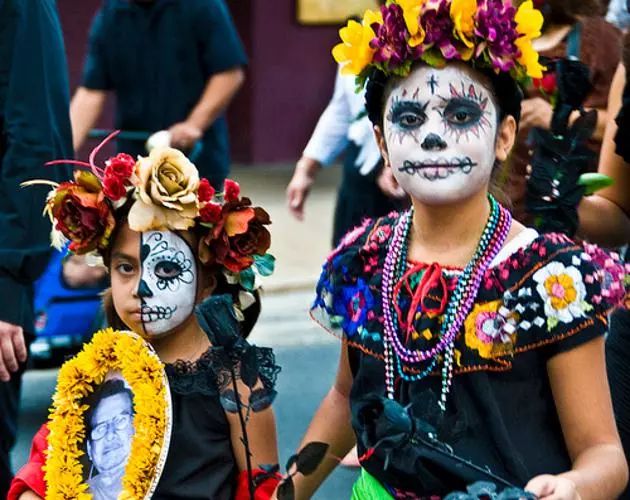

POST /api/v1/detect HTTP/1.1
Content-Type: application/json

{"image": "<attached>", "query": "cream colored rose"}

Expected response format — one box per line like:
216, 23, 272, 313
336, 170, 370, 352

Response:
128, 147, 200, 231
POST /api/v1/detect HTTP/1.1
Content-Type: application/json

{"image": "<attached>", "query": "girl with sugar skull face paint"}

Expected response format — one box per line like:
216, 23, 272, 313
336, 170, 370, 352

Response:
135, 231, 198, 337
296, 1, 629, 499
10, 142, 283, 500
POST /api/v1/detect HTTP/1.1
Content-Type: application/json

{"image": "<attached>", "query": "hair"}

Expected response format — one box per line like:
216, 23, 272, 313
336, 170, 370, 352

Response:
364, 63, 523, 206
535, 0, 603, 27
83, 379, 134, 433
100, 199, 261, 339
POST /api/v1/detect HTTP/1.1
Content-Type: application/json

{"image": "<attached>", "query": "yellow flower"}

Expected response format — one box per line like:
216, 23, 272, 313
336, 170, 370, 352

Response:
515, 37, 544, 78
332, 9, 382, 76
45, 329, 168, 500
514, 0, 545, 78
450, 0, 476, 48
398, 0, 426, 47
543, 273, 578, 311
515, 0, 543, 40
464, 299, 517, 359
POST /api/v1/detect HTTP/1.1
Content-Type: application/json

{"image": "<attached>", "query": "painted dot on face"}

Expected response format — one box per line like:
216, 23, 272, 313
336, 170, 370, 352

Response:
137, 231, 198, 337
383, 63, 499, 205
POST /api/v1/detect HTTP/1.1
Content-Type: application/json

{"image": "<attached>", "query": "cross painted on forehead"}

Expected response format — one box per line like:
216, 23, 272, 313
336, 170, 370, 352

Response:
427, 75, 439, 94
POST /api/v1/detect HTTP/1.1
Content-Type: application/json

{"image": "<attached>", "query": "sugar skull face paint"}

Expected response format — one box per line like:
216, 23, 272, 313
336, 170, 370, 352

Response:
137, 231, 197, 337
382, 64, 499, 204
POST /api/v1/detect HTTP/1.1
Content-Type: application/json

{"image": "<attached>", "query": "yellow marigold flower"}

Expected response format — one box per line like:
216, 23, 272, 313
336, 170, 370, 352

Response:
332, 9, 382, 76
450, 0, 476, 48
398, 0, 426, 47
515, 36, 544, 78
515, 0, 543, 40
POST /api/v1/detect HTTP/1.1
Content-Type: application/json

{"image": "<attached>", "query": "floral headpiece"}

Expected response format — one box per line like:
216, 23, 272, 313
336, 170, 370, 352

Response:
332, 0, 545, 88
26, 132, 274, 294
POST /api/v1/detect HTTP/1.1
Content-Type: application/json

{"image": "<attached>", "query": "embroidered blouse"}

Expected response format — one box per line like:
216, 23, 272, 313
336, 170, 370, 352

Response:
311, 213, 627, 497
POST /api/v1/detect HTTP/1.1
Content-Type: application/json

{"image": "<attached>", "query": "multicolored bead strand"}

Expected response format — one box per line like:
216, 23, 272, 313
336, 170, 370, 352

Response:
381, 196, 512, 410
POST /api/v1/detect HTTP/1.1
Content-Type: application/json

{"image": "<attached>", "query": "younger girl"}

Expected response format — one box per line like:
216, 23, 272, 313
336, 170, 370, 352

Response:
9, 142, 281, 499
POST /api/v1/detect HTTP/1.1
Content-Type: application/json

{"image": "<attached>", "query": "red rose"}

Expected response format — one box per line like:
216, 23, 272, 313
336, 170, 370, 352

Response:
199, 198, 271, 272
223, 179, 240, 202
50, 171, 115, 254
533, 72, 557, 95
102, 153, 135, 201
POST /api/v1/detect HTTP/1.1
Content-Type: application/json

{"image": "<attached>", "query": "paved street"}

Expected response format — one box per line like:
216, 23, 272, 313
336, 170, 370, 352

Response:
11, 290, 358, 499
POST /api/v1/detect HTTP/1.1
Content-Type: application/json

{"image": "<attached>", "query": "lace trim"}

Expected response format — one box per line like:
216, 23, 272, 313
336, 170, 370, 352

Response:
165, 344, 280, 401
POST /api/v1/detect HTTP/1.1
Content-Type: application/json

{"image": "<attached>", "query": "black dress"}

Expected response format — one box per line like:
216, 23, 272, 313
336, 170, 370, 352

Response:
312, 214, 626, 497
152, 311, 280, 499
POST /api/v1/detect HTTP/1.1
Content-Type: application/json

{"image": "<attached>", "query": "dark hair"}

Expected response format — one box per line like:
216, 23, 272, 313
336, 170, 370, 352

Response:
538, 0, 602, 27
83, 378, 133, 432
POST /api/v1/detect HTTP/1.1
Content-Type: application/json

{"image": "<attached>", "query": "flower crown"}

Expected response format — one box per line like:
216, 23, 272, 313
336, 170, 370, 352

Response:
332, 0, 545, 88
26, 132, 274, 294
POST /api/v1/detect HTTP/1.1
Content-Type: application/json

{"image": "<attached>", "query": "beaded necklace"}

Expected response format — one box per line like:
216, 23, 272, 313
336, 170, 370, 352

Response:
381, 196, 512, 410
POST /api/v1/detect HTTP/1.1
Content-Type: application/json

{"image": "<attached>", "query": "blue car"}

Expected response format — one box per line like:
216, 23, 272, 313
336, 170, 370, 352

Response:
30, 249, 106, 366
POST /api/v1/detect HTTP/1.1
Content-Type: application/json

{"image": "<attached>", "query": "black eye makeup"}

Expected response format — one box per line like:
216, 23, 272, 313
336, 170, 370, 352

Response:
439, 83, 493, 142
443, 98, 483, 128
387, 100, 429, 130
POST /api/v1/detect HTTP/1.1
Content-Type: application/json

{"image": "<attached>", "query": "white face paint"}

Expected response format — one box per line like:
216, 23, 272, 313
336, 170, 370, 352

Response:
137, 231, 197, 337
382, 64, 499, 205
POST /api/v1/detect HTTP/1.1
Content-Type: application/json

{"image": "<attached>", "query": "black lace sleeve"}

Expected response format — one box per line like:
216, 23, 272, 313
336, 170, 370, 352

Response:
193, 294, 281, 414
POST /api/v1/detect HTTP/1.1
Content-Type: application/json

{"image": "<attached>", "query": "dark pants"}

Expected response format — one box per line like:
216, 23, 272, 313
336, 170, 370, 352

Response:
332, 143, 407, 247
606, 308, 630, 500
0, 338, 30, 497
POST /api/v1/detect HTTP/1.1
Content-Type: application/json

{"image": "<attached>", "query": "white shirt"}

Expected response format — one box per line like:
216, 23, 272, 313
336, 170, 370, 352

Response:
302, 68, 382, 175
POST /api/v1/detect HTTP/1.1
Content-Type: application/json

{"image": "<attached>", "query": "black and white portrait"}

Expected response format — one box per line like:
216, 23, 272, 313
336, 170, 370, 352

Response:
83, 376, 135, 500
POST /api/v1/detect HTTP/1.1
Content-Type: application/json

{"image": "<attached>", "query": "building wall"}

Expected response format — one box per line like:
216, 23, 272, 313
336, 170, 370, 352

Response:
58, 0, 340, 164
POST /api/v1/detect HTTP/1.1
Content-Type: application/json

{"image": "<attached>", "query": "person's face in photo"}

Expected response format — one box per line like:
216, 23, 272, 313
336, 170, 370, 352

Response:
87, 392, 134, 476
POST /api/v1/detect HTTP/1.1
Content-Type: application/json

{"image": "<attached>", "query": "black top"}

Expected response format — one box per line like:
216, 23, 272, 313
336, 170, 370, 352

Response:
0, 0, 73, 331
157, 350, 237, 500
82, 0, 248, 186
154, 295, 280, 499
312, 214, 626, 497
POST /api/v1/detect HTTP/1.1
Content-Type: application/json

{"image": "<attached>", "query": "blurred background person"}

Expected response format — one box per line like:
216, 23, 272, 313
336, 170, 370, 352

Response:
69, 0, 247, 187
286, 1, 408, 248
507, 0, 621, 224
608, 0, 630, 31
0, 0, 73, 495
286, 65, 407, 247
578, 31, 630, 498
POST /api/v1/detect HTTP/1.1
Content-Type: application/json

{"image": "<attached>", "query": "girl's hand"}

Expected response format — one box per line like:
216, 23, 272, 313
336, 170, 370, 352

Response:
526, 474, 582, 500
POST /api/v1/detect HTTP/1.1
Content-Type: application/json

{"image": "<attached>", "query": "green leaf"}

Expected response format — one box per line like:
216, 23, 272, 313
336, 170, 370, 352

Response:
578, 173, 614, 195
239, 267, 256, 291
253, 253, 276, 277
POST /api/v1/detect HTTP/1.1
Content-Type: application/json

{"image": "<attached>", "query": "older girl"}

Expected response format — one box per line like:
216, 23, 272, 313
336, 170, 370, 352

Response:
294, 1, 628, 498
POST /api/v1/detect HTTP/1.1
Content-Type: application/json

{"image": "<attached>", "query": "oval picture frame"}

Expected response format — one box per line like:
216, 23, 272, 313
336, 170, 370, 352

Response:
44, 329, 172, 499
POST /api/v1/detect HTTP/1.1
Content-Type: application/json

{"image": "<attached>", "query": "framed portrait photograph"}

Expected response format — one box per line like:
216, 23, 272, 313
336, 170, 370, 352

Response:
44, 330, 171, 499
296, 0, 379, 25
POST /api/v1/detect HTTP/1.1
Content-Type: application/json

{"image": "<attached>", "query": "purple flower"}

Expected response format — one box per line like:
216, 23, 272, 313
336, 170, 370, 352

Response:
475, 0, 520, 72
421, 2, 460, 59
371, 4, 411, 70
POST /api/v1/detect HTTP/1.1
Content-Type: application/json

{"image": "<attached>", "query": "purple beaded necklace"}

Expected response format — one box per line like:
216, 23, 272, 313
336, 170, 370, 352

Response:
381, 196, 512, 409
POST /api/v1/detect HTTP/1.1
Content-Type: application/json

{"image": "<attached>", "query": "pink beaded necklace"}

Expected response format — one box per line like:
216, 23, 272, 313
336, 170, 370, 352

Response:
381, 196, 512, 410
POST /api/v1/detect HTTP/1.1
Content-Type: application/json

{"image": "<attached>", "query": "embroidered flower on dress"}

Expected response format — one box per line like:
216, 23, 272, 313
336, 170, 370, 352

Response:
464, 299, 517, 359
335, 278, 376, 338
533, 262, 592, 331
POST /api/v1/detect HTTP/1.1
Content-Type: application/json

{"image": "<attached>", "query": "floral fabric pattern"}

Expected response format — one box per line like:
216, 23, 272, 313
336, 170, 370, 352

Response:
311, 212, 627, 374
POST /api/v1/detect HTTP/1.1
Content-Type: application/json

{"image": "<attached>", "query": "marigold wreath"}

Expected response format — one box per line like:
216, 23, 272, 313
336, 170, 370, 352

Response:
44, 329, 171, 499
